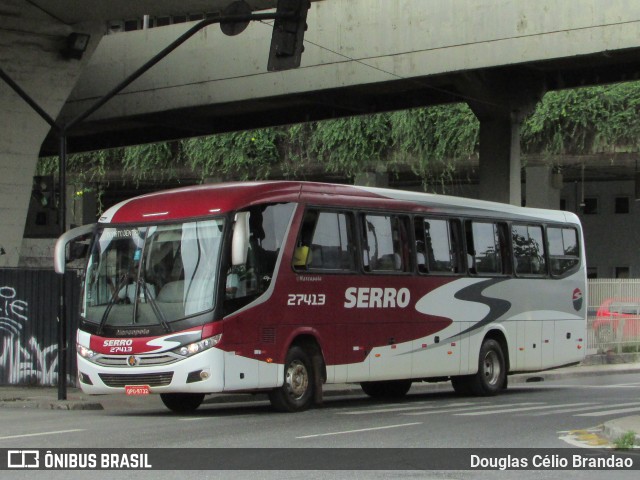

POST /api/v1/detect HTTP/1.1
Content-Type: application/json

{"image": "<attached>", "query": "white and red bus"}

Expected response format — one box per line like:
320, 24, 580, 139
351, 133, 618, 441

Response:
55, 181, 586, 412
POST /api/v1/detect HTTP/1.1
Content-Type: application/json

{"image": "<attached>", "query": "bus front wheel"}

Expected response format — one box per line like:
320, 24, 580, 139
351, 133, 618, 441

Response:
160, 393, 205, 413
269, 346, 315, 412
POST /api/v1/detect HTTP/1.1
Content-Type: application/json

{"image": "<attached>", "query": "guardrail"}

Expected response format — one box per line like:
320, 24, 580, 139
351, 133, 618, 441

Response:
588, 279, 640, 354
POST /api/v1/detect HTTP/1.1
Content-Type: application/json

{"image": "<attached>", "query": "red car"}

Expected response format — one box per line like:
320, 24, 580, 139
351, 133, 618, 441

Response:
593, 298, 640, 344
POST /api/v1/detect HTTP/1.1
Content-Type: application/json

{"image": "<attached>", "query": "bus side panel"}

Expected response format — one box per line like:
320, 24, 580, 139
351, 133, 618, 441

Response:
410, 323, 462, 378
541, 321, 555, 369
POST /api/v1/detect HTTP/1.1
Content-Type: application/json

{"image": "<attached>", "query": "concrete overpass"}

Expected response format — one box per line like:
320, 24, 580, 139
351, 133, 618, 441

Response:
3, 0, 640, 267
49, 0, 640, 203
0, 0, 318, 267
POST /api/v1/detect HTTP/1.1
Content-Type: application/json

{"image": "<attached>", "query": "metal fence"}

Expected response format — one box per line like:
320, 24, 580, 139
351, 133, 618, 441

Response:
0, 268, 81, 386
587, 279, 640, 354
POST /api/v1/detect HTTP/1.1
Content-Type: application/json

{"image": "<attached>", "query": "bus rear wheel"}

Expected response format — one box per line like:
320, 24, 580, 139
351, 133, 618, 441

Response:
360, 380, 412, 399
160, 393, 205, 413
269, 346, 315, 412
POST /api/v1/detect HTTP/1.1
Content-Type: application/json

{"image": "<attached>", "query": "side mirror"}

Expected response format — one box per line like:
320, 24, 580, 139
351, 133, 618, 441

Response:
54, 223, 95, 274
231, 212, 250, 266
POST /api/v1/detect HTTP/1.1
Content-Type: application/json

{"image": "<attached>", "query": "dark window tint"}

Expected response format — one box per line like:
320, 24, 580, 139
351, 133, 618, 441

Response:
226, 203, 295, 309
582, 197, 598, 214
615, 197, 630, 214
415, 217, 458, 273
512, 224, 547, 276
361, 214, 410, 273
293, 210, 356, 271
466, 221, 507, 275
547, 227, 580, 275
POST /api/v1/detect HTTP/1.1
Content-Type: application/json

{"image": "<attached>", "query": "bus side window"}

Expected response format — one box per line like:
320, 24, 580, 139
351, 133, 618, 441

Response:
464, 221, 476, 274
466, 221, 508, 275
415, 217, 458, 274
294, 210, 355, 272
361, 214, 410, 273
512, 224, 547, 276
226, 203, 295, 307
547, 226, 580, 276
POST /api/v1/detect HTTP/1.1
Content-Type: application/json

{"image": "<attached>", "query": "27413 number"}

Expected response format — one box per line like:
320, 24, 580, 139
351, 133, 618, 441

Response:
287, 294, 326, 306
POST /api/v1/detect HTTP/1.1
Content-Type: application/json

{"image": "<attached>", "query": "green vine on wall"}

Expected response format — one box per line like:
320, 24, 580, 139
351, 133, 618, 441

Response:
37, 81, 640, 200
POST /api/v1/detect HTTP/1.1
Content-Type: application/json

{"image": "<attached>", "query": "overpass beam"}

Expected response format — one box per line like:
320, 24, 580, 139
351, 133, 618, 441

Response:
459, 72, 545, 205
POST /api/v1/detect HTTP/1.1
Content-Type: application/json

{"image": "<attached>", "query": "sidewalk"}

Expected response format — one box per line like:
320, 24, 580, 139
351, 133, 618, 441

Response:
1, 361, 639, 445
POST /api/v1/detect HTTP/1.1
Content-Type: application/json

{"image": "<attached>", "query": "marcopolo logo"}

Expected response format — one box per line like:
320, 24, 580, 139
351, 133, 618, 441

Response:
572, 288, 583, 311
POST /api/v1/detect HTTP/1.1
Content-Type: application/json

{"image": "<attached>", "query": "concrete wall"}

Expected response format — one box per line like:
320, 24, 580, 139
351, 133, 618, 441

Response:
62, 0, 640, 122
0, 1, 103, 267
561, 180, 640, 278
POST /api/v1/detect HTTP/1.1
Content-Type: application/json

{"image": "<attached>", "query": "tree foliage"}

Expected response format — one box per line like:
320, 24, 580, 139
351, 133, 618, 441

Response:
38, 81, 640, 197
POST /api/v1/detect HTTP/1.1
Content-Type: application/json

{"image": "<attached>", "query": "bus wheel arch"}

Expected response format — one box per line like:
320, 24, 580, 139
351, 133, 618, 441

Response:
472, 332, 508, 395
452, 329, 508, 396
269, 334, 325, 412
484, 329, 510, 374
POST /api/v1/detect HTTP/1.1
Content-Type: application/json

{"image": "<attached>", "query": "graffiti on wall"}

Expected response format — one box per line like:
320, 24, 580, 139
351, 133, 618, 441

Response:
0, 285, 59, 385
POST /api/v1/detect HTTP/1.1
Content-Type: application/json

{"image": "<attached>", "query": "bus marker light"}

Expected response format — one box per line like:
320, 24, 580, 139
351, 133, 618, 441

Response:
266, 358, 273, 363
451, 342, 456, 347
577, 345, 582, 350
447, 351, 453, 355
391, 345, 397, 349
519, 347, 525, 351
375, 353, 381, 358
422, 344, 427, 348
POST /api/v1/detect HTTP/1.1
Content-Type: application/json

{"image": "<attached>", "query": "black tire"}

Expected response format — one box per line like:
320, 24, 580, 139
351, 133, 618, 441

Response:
468, 338, 506, 396
360, 380, 412, 399
269, 346, 315, 412
160, 393, 205, 413
451, 375, 473, 395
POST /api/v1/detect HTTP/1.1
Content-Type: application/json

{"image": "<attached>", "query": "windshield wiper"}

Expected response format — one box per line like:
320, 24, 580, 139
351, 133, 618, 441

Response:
98, 274, 130, 335
138, 278, 171, 333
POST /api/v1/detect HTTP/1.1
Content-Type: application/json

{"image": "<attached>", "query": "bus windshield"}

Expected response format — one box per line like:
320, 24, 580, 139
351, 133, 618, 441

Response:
83, 219, 224, 328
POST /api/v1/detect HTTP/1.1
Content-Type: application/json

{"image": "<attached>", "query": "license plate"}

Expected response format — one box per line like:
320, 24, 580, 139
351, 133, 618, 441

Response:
125, 385, 150, 396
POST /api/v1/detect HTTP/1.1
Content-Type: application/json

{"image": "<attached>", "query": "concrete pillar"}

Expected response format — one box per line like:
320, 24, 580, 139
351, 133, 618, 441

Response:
458, 72, 545, 206
526, 165, 561, 209
0, 2, 103, 267
477, 116, 523, 205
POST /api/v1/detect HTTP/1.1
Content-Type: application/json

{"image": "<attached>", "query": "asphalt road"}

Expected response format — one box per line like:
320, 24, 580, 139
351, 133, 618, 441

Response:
1, 372, 640, 479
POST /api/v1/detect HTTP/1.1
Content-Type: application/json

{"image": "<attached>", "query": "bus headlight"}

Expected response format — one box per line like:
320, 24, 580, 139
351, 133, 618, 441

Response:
77, 344, 96, 359
175, 334, 222, 357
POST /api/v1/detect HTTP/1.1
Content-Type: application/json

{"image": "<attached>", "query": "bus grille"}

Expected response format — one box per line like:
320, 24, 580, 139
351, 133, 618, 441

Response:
94, 354, 179, 367
98, 372, 173, 387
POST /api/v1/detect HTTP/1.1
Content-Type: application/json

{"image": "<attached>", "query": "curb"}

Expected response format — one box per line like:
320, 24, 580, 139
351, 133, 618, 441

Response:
0, 398, 104, 410
602, 417, 640, 445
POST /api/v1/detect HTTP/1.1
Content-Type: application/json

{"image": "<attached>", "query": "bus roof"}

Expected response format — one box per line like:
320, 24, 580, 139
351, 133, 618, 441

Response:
98, 181, 575, 225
